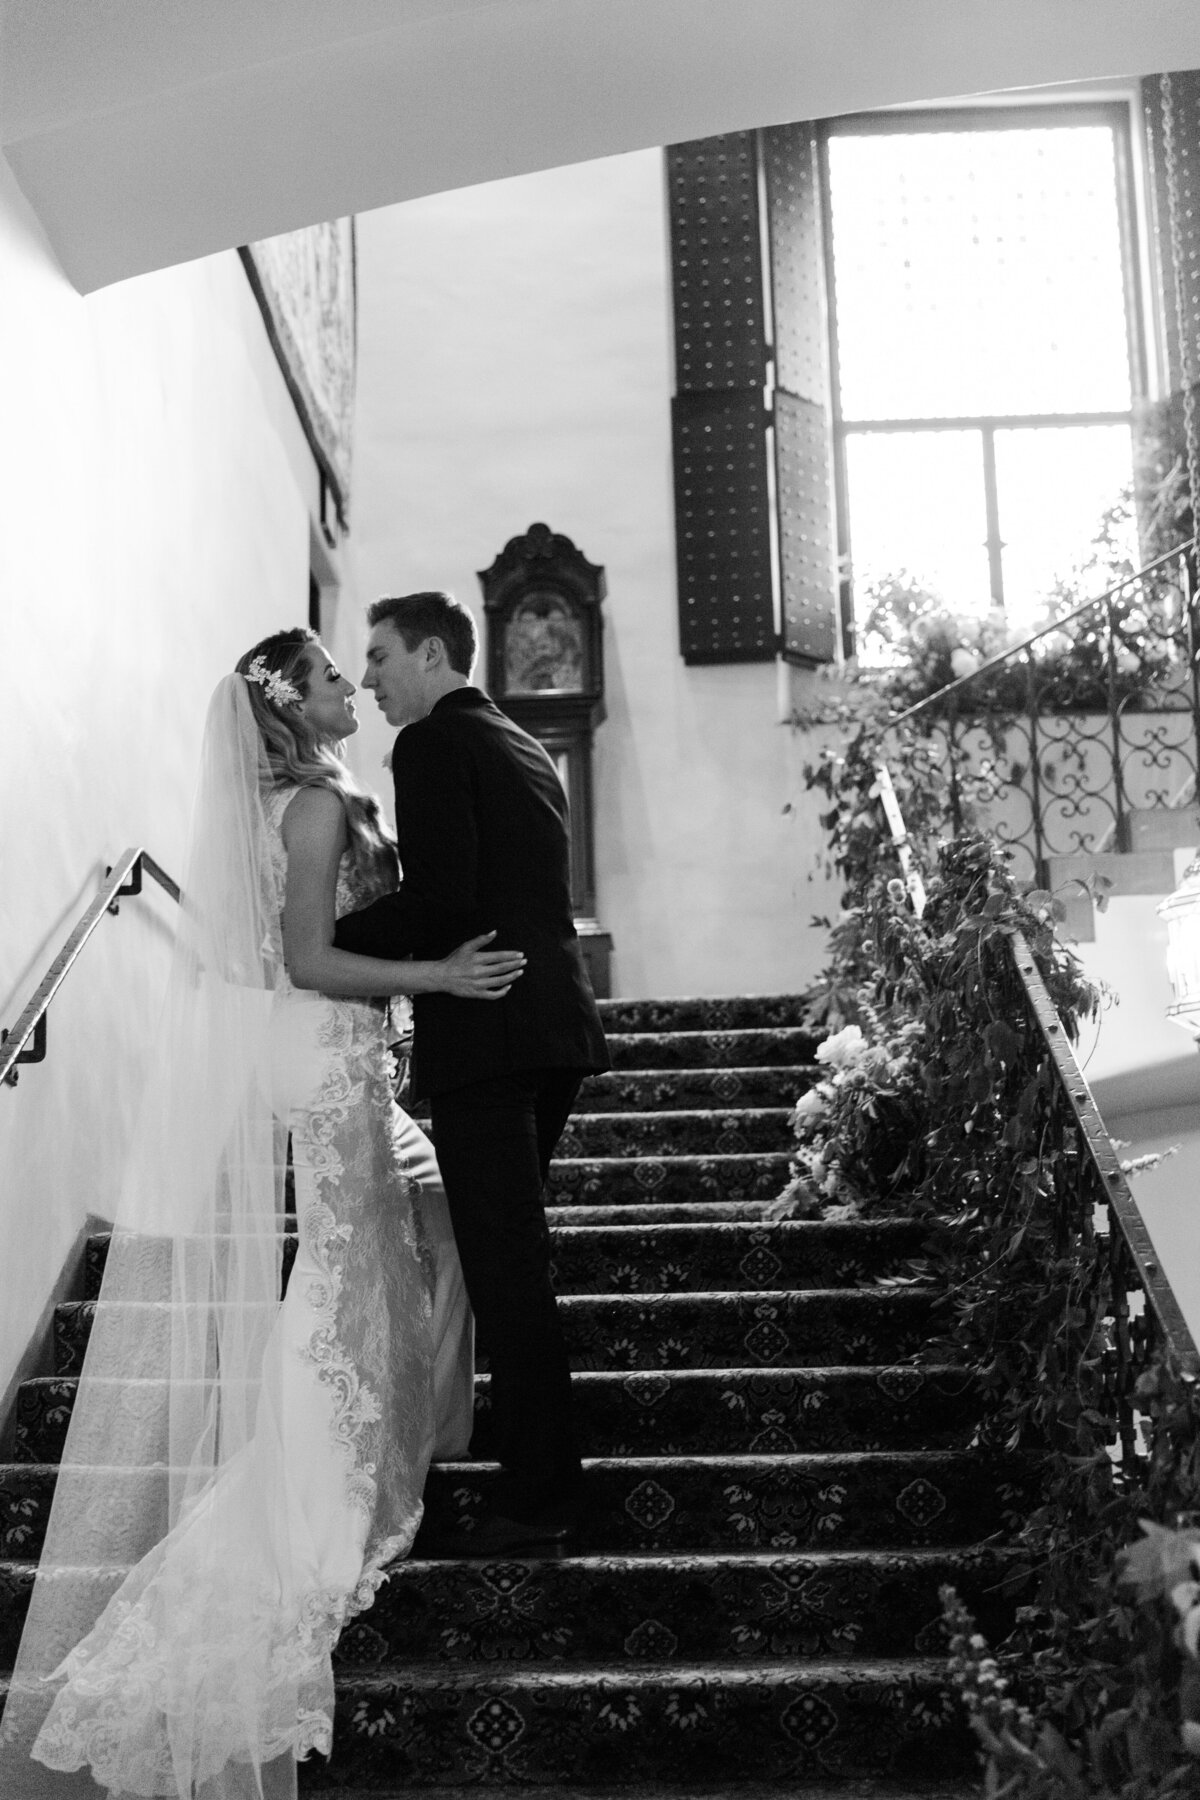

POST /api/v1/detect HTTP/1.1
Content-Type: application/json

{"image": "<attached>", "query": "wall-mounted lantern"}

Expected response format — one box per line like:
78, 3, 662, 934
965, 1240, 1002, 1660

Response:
479, 522, 613, 996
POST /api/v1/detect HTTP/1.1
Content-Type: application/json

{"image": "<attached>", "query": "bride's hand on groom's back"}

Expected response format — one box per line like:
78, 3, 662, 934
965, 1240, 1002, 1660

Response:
438, 932, 526, 999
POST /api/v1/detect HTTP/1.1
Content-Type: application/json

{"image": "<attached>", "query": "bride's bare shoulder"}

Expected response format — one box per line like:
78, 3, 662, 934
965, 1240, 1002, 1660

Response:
279, 784, 347, 851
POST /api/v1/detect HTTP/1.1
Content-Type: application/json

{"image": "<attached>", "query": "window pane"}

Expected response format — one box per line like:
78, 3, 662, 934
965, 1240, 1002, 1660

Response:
845, 430, 992, 619
995, 424, 1136, 634
828, 125, 1132, 420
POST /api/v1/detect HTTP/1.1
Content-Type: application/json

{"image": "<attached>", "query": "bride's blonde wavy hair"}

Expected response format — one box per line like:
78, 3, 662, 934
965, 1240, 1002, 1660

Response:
235, 627, 398, 895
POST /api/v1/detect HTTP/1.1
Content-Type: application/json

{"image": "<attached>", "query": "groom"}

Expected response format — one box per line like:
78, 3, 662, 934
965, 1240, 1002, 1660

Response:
334, 590, 609, 1553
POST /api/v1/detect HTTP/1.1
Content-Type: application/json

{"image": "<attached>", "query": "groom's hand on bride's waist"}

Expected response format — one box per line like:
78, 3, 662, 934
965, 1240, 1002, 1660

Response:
333, 890, 474, 960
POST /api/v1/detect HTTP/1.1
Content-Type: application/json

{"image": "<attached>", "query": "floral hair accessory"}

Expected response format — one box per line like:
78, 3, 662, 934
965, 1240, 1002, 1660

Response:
245, 656, 302, 707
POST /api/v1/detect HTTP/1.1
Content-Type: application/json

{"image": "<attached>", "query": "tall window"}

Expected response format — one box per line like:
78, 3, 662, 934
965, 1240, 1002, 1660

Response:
824, 105, 1145, 649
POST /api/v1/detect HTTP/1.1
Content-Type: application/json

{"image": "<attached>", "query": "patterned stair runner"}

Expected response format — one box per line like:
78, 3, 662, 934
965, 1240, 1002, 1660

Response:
0, 993, 1016, 1789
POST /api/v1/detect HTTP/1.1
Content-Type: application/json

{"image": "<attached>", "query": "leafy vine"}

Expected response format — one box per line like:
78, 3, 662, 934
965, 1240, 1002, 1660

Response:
792, 733, 1200, 1796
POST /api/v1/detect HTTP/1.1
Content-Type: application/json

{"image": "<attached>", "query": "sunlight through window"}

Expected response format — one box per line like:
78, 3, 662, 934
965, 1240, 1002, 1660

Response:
826, 115, 1139, 649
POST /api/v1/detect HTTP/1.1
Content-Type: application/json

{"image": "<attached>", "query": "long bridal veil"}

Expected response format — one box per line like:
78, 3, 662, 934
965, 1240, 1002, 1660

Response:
2, 677, 307, 1800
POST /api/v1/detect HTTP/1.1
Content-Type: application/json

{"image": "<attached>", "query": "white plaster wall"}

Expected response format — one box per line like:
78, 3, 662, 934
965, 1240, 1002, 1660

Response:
0, 160, 326, 1418
1073, 894, 1200, 1113
1103, 1103, 1200, 1352
350, 149, 842, 999
1064, 890, 1200, 1348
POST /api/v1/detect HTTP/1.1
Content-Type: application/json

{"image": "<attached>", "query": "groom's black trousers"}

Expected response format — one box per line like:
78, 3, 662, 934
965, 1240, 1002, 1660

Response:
429, 1067, 584, 1522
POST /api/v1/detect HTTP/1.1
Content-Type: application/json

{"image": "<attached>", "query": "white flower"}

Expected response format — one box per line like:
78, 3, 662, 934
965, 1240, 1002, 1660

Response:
816, 1024, 868, 1070
1036, 630, 1073, 662
950, 647, 980, 679
792, 1088, 826, 1127
1174, 1581, 1200, 1659
1170, 1579, 1200, 1619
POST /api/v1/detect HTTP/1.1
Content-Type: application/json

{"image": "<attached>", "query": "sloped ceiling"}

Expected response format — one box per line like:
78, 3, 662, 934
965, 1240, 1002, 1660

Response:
3, 0, 1200, 293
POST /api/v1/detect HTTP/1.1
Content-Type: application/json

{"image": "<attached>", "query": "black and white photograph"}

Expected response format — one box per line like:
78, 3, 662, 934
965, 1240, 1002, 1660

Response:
4, 6, 1200, 1797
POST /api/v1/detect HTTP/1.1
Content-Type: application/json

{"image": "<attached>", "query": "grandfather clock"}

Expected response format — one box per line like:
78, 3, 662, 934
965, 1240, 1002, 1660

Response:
479, 522, 613, 997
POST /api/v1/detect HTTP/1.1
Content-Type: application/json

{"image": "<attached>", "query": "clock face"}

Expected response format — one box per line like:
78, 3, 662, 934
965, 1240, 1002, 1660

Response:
503, 590, 584, 694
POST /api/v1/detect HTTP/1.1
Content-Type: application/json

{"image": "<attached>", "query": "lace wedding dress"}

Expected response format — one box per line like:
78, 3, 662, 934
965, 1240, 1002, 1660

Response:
5, 760, 472, 1800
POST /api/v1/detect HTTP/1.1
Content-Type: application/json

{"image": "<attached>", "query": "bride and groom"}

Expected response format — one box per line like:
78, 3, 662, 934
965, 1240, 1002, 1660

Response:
4, 590, 608, 1799
340, 589, 609, 1546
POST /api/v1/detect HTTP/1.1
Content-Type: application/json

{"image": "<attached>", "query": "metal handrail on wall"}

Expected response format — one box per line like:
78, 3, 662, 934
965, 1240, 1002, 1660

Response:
1, 850, 181, 1090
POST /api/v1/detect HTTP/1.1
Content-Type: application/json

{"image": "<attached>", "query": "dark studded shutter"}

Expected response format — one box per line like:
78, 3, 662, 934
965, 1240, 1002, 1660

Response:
763, 124, 840, 665
667, 134, 777, 664
667, 128, 839, 667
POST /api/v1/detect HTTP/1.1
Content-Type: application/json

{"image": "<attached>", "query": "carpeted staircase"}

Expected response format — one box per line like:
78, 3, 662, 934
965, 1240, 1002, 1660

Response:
0, 993, 1022, 1790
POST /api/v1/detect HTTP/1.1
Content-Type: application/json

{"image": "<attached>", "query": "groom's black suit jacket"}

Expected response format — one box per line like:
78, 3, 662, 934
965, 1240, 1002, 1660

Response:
334, 687, 609, 1100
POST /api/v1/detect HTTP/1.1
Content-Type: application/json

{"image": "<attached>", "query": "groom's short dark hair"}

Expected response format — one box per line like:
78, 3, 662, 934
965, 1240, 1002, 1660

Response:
368, 591, 478, 677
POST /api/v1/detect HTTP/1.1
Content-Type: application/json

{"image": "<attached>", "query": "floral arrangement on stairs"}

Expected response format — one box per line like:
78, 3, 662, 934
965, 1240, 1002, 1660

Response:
790, 720, 1200, 1799
855, 570, 1187, 717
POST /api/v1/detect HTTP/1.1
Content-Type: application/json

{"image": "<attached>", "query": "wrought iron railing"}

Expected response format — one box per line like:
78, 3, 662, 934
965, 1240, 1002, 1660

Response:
875, 756, 1200, 1481
1008, 931, 1200, 1467
1, 850, 180, 1089
885, 540, 1200, 885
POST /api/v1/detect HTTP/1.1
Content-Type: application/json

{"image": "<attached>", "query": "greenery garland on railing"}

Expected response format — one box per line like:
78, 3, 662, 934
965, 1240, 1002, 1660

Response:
795, 722, 1200, 1796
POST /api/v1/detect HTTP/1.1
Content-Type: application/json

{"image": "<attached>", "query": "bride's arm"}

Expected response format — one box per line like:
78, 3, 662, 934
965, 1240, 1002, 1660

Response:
280, 787, 524, 999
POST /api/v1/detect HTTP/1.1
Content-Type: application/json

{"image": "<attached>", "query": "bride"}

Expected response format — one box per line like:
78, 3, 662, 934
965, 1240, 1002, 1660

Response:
1, 628, 522, 1800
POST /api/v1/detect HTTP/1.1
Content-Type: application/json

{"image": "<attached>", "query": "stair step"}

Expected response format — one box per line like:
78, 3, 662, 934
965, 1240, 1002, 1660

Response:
410, 1111, 798, 1159
0, 1667, 980, 1796
547, 1154, 791, 1209
81, 1217, 917, 1302
17, 1364, 975, 1466
0, 1467, 56, 1559
555, 1110, 795, 1159
82, 1229, 300, 1302
1, 1451, 1032, 1559
51, 1290, 937, 1378
87, 1210, 797, 1287
550, 1220, 926, 1293
1046, 847, 1177, 895
574, 1067, 811, 1112
606, 1028, 817, 1071
302, 1657, 972, 1787
1047, 845, 1183, 941
472, 1366, 977, 1457
14, 1364, 979, 1465
547, 1200, 779, 1225
299, 1786, 976, 1800
0, 1561, 127, 1666
417, 1453, 1030, 1552
554, 1292, 938, 1371
0, 1544, 1019, 1671
343, 1545, 1014, 1667
598, 996, 813, 1035
1128, 804, 1200, 852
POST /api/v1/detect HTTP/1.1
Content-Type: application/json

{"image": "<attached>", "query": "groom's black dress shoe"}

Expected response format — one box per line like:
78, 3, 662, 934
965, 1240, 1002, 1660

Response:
421, 1511, 577, 1558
